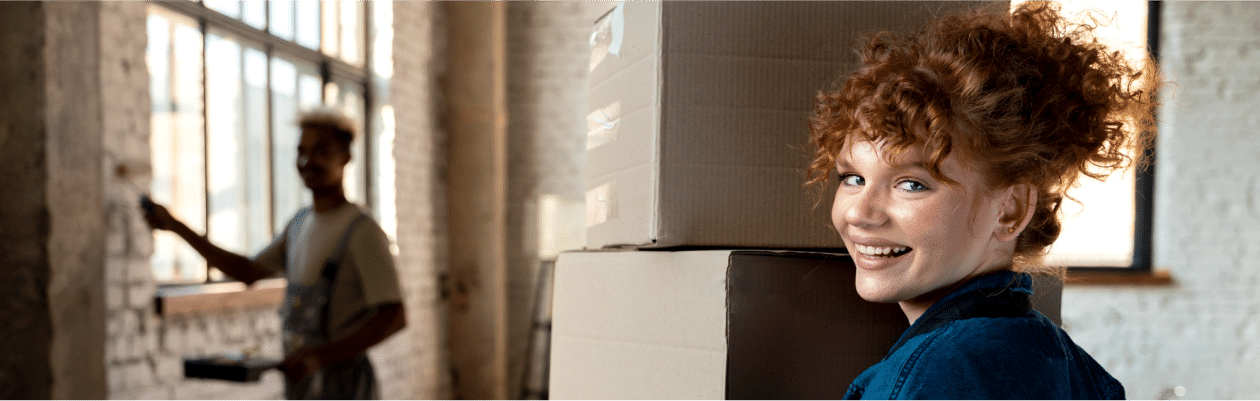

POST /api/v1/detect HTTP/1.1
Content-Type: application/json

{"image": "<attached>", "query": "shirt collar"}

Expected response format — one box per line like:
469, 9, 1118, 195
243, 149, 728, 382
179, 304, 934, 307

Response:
886, 270, 1035, 356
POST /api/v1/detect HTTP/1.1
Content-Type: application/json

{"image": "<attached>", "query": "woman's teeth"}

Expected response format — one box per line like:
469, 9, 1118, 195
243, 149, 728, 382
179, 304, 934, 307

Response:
856, 244, 909, 257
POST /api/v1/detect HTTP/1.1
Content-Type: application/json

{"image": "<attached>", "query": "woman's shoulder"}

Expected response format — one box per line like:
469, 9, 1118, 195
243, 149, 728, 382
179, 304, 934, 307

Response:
883, 314, 1073, 398
926, 313, 1067, 358
882, 313, 1122, 399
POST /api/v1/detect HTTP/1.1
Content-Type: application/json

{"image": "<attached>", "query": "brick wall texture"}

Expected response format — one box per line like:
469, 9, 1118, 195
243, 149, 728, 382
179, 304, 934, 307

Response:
504, 3, 604, 398
386, 1, 452, 399
1061, 3, 1260, 399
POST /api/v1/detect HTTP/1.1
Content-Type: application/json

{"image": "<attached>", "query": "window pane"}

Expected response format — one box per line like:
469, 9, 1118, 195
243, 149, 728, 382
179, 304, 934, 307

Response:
295, 0, 321, 49
148, 7, 207, 284
241, 0, 266, 30
339, 0, 365, 67
321, 1, 340, 60
1014, 0, 1149, 267
300, 73, 322, 109
372, 105, 396, 238
270, 0, 295, 41
325, 81, 368, 206
206, 31, 272, 278
243, 48, 272, 249
371, 1, 393, 78
369, 1, 395, 236
204, 0, 240, 19
271, 56, 318, 233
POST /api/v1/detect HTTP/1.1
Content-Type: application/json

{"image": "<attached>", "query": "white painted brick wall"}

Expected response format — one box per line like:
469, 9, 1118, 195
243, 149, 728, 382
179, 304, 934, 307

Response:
385, 1, 452, 399
1061, 3, 1260, 399
503, 3, 604, 398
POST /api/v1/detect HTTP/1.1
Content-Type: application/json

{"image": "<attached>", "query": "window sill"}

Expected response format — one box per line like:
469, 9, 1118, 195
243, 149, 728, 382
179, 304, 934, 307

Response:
155, 278, 286, 316
1065, 269, 1174, 286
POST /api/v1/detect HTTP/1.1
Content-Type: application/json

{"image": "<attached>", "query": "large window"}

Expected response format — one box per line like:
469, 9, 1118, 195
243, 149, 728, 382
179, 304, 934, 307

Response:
147, 1, 390, 284
1011, 1, 1158, 271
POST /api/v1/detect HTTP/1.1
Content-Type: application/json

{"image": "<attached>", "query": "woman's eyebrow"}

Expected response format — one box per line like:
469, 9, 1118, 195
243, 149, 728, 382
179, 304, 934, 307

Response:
900, 161, 929, 171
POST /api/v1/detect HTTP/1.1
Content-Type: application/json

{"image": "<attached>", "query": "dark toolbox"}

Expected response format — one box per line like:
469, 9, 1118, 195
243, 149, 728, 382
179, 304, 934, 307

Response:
183, 354, 281, 382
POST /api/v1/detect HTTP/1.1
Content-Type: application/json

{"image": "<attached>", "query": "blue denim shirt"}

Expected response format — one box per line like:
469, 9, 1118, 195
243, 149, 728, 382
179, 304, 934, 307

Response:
844, 271, 1125, 399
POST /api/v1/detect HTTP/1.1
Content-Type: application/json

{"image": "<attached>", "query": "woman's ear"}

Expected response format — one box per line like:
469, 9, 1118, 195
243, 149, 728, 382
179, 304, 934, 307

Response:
996, 184, 1037, 242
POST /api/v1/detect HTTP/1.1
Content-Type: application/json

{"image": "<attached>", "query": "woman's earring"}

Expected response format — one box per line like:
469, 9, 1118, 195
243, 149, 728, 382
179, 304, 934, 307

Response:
1007, 227, 1016, 234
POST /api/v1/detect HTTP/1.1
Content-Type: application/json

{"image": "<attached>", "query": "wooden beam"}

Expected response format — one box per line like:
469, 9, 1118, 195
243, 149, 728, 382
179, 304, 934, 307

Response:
154, 279, 287, 316
1066, 269, 1175, 286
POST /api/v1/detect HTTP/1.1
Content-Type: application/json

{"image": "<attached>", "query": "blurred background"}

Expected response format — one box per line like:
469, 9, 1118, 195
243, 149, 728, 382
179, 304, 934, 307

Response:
0, 1, 1256, 399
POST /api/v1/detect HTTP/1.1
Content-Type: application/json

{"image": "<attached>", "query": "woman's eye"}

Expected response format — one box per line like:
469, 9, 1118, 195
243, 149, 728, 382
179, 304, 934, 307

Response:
839, 174, 865, 187
896, 180, 928, 192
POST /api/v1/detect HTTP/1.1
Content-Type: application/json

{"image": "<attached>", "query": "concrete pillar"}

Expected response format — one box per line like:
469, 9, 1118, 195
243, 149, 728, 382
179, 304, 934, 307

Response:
0, 2, 55, 397
0, 1, 108, 398
444, 2, 510, 399
44, 2, 108, 399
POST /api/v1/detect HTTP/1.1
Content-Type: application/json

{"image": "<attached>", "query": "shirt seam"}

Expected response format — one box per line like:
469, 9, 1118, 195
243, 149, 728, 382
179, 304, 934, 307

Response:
889, 321, 955, 399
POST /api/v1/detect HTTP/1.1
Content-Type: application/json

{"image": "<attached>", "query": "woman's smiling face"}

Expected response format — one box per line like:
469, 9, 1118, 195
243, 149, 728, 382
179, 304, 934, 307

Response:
832, 140, 1016, 317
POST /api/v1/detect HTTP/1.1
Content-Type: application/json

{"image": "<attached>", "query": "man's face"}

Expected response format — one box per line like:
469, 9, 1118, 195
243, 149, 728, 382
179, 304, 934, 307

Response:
296, 127, 349, 191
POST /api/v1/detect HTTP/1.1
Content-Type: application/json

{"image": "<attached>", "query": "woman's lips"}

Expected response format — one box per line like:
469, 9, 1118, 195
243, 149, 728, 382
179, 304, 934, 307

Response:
852, 247, 912, 270
848, 236, 913, 270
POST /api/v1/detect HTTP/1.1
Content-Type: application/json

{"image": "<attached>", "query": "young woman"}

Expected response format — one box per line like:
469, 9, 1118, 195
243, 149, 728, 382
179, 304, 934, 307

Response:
807, 3, 1157, 399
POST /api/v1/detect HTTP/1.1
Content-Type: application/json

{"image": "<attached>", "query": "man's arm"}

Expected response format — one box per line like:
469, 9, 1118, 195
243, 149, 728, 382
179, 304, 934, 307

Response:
281, 303, 407, 381
143, 202, 274, 285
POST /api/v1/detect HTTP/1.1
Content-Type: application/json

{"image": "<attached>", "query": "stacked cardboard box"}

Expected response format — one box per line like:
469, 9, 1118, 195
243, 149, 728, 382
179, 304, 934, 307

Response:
551, 250, 904, 399
551, 250, 1061, 399
555, 2, 1043, 399
586, 1, 986, 249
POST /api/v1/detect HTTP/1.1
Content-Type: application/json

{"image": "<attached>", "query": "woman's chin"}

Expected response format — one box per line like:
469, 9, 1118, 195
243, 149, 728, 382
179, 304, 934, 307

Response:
854, 277, 906, 304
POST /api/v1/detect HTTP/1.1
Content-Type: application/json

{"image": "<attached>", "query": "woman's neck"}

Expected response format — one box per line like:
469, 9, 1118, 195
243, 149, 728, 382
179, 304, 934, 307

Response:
900, 263, 1015, 325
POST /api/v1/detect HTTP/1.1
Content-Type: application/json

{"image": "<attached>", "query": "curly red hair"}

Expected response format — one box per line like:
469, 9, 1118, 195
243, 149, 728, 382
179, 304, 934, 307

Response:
807, 2, 1158, 271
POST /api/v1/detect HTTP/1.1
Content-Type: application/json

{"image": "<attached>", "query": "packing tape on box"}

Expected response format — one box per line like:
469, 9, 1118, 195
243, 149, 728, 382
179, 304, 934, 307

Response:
588, 2, 625, 72
586, 101, 621, 150
586, 181, 618, 227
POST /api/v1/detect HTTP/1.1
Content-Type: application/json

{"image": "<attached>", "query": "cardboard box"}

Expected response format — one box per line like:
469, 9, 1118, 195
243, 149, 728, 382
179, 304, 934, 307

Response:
549, 250, 1061, 399
584, 2, 990, 249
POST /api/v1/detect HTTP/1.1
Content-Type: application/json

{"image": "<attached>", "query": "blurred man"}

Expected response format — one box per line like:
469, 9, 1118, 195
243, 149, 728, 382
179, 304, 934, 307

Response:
144, 109, 404, 399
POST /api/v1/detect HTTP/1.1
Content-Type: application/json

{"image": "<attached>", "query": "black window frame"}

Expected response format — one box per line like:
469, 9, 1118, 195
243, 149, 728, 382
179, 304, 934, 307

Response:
150, 0, 375, 284
1068, 1, 1160, 274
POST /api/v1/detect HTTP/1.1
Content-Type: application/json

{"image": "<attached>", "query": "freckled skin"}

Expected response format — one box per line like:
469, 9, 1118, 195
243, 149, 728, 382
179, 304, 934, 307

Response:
832, 140, 1026, 323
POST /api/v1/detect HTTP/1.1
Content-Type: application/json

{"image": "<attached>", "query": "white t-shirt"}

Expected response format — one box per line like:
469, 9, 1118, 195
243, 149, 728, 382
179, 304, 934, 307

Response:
255, 203, 403, 340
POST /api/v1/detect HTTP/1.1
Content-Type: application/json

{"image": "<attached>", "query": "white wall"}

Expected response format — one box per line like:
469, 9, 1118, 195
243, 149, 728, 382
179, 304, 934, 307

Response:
1062, 3, 1260, 399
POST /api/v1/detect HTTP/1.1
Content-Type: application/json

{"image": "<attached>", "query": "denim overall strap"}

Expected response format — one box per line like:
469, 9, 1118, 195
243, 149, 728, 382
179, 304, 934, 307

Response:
282, 212, 376, 399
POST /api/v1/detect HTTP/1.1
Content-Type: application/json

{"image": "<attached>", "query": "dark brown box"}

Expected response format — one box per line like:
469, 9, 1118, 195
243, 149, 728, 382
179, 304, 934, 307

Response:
183, 356, 280, 382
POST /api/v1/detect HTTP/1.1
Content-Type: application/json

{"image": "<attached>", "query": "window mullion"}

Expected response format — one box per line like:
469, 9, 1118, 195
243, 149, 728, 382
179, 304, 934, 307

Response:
265, 45, 276, 239
362, 1, 374, 215
199, 15, 212, 284
1130, 0, 1162, 273
155, 1, 357, 80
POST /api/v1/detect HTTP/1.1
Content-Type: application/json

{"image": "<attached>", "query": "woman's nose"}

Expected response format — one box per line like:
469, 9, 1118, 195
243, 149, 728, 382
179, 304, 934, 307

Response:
840, 187, 888, 229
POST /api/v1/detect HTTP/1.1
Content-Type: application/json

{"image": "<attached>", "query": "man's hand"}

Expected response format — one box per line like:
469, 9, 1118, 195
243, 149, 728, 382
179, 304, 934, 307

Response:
142, 200, 177, 231
280, 347, 323, 383
140, 198, 272, 285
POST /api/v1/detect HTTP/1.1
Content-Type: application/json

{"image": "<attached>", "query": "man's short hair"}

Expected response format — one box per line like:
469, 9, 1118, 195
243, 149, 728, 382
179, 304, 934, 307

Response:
298, 108, 356, 152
